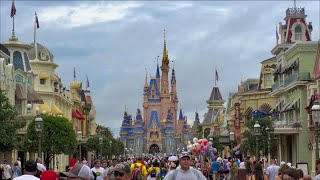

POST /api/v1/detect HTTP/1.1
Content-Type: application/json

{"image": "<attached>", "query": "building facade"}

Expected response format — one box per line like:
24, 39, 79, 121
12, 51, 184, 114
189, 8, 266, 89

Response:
119, 33, 191, 155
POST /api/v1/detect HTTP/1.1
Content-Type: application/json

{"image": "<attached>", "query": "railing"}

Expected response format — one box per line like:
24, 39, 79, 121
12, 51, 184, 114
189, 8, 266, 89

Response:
286, 7, 305, 16
274, 119, 301, 128
284, 72, 311, 87
272, 80, 280, 91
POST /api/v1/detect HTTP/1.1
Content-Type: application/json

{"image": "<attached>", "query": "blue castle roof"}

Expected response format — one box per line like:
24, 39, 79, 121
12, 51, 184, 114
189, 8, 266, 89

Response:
179, 109, 184, 120
148, 79, 160, 95
156, 63, 160, 78
136, 108, 143, 121
149, 110, 160, 128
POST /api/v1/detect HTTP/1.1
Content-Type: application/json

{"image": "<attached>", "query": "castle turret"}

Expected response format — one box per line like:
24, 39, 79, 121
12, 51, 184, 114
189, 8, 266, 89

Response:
144, 69, 149, 102
164, 109, 175, 154
160, 30, 170, 97
133, 108, 145, 155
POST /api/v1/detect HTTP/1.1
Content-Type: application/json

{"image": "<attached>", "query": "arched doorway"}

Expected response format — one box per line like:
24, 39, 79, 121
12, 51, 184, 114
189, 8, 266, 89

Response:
149, 144, 160, 155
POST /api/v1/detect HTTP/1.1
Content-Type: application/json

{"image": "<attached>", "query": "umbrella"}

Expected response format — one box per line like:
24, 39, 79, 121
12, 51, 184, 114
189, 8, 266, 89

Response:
168, 156, 178, 161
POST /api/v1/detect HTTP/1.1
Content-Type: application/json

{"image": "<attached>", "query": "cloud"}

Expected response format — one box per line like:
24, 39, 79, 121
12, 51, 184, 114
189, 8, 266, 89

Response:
38, 2, 142, 28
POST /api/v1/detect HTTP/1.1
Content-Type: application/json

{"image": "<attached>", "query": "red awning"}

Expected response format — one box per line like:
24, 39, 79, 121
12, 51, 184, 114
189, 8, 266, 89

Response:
243, 107, 253, 117
72, 109, 85, 120
259, 103, 272, 113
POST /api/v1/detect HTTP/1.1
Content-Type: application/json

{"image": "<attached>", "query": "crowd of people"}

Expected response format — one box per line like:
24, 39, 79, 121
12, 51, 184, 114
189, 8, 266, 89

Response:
1, 153, 320, 180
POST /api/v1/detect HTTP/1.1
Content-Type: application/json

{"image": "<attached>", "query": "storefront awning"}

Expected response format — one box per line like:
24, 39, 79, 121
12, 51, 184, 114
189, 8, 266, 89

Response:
286, 99, 300, 111
39, 71, 48, 79
243, 107, 253, 117
50, 73, 59, 81
15, 84, 27, 100
280, 101, 292, 112
259, 104, 272, 113
51, 104, 63, 115
39, 102, 51, 113
270, 101, 281, 113
27, 86, 43, 104
72, 109, 85, 120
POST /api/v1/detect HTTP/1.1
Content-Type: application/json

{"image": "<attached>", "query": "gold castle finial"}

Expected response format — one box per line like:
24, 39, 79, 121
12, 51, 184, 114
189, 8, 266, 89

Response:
162, 29, 168, 64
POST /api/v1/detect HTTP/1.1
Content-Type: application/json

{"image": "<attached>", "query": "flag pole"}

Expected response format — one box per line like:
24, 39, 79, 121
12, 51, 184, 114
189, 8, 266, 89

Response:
34, 12, 38, 60
11, 0, 16, 38
215, 68, 216, 86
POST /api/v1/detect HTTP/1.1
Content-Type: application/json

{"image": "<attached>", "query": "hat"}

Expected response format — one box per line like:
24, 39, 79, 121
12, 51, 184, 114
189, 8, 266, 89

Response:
40, 170, 57, 180
179, 151, 191, 159
114, 163, 130, 174
3, 159, 7, 164
25, 160, 37, 172
59, 163, 91, 179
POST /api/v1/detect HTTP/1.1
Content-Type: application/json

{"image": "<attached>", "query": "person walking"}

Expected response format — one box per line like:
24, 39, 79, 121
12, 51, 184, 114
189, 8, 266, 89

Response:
249, 163, 268, 180
12, 162, 22, 179
112, 163, 131, 180
163, 152, 206, 180
266, 158, 279, 180
1, 160, 12, 180
91, 159, 105, 180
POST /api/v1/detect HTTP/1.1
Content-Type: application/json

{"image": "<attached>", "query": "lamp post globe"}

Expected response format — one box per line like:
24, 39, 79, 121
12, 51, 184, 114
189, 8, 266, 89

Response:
35, 106, 40, 113
42, 110, 46, 115
312, 100, 320, 160
254, 122, 261, 160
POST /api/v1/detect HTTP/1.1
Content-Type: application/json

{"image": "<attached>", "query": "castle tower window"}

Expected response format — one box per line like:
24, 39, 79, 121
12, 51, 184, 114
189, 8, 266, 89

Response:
294, 25, 302, 41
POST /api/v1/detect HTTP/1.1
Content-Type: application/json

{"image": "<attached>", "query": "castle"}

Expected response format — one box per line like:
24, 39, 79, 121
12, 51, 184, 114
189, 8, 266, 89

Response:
119, 32, 195, 155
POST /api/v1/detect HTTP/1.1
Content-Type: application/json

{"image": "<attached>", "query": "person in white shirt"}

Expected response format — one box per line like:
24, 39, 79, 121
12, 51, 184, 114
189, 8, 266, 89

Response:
14, 160, 40, 180
266, 158, 280, 180
164, 152, 206, 180
36, 157, 46, 172
91, 159, 105, 180
1, 159, 12, 180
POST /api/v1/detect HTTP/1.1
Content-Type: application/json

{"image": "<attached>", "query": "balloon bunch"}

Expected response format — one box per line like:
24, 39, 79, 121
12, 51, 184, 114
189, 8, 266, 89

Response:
186, 138, 217, 159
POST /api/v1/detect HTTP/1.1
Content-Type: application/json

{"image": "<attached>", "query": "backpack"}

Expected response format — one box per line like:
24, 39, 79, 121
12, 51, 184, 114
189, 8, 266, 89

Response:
218, 163, 224, 173
159, 168, 167, 180
150, 167, 157, 178
131, 164, 143, 180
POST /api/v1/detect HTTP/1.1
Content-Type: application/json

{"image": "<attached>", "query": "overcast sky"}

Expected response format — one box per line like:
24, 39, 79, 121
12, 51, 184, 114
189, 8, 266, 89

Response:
1, 1, 319, 136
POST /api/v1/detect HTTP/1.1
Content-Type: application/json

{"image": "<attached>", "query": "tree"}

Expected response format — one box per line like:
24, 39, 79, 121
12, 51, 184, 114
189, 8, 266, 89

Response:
0, 89, 25, 151
25, 115, 77, 168
240, 116, 277, 158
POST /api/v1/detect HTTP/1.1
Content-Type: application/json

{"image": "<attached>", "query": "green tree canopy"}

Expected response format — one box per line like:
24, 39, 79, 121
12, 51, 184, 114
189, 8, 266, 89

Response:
0, 89, 25, 151
25, 115, 77, 166
240, 116, 277, 157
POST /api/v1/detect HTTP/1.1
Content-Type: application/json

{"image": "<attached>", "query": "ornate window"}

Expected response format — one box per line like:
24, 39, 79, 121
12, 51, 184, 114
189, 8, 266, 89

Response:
294, 25, 302, 41
264, 73, 273, 87
13, 51, 24, 71
24, 52, 31, 72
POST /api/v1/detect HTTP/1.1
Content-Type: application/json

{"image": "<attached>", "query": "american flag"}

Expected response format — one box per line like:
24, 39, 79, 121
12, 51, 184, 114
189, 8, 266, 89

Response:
10, 0, 16, 18
215, 69, 219, 82
35, 12, 39, 29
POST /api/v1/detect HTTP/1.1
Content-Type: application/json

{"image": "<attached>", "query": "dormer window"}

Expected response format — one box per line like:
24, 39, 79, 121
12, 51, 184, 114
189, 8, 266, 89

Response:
294, 25, 302, 41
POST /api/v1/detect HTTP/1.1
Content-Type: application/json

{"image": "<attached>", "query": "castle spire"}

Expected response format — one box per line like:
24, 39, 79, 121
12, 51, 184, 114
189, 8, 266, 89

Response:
179, 108, 184, 120
171, 60, 176, 85
156, 56, 160, 78
144, 68, 148, 87
162, 29, 169, 66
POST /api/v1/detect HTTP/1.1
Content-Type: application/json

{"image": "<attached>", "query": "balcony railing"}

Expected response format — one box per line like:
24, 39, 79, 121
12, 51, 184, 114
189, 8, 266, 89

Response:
284, 72, 311, 87
272, 80, 280, 91
274, 119, 301, 128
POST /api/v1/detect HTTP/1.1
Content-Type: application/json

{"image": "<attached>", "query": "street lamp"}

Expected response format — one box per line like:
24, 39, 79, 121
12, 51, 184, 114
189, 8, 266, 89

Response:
229, 131, 235, 180
109, 140, 112, 159
34, 107, 43, 160
77, 130, 83, 162
254, 122, 261, 160
265, 127, 271, 168
99, 137, 103, 160
312, 99, 320, 160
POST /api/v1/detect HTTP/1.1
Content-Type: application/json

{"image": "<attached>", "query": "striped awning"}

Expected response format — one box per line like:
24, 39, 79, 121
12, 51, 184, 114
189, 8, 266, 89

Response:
51, 73, 59, 81
243, 107, 253, 117
27, 86, 43, 104
39, 102, 51, 113
270, 101, 281, 113
15, 84, 27, 100
285, 99, 300, 111
39, 71, 48, 79
280, 101, 292, 112
72, 109, 85, 120
259, 103, 272, 113
51, 104, 63, 115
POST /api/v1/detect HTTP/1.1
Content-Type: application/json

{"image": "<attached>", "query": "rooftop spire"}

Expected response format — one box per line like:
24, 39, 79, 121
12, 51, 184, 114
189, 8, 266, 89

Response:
171, 60, 176, 85
156, 56, 160, 78
162, 29, 169, 65
179, 108, 184, 120
144, 68, 148, 87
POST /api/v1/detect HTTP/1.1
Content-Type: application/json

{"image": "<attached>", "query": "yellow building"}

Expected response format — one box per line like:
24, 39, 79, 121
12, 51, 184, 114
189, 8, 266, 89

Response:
228, 57, 277, 157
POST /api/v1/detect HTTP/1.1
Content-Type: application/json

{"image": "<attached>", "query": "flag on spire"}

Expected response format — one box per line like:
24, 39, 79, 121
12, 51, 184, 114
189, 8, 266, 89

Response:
215, 69, 219, 82
276, 26, 279, 45
86, 75, 90, 89
73, 67, 76, 81
10, 0, 16, 18
35, 12, 39, 29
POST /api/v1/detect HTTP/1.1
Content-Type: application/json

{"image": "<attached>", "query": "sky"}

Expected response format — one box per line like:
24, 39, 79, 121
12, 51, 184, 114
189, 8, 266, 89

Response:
0, 1, 319, 137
